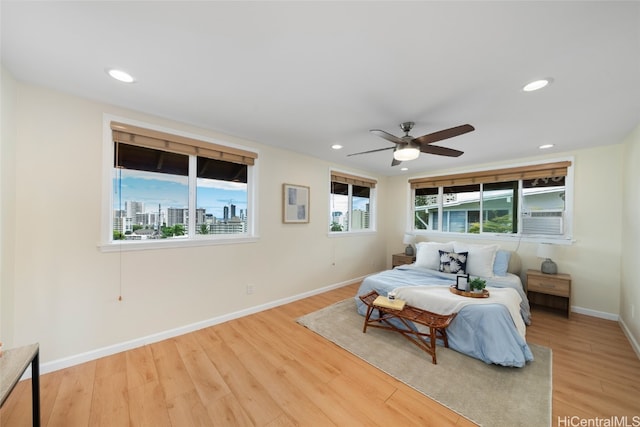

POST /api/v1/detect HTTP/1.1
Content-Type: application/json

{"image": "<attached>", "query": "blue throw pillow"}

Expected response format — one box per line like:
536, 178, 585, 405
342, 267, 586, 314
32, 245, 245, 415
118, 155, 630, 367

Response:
438, 250, 468, 274
493, 250, 511, 276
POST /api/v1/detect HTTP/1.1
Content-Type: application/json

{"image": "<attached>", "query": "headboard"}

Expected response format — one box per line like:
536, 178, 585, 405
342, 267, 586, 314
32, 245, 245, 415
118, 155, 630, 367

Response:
507, 251, 521, 275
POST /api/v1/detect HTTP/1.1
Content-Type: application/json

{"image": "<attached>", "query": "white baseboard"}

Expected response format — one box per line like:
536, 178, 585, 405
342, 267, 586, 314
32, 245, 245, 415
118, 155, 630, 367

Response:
571, 305, 619, 321
25, 280, 637, 379
571, 306, 639, 360
545, 305, 640, 360
22, 276, 366, 380
619, 317, 640, 360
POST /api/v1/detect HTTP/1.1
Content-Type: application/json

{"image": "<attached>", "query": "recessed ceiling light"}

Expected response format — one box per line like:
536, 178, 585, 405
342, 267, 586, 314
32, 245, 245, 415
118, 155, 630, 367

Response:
400, 167, 409, 171
107, 68, 135, 83
331, 144, 343, 150
539, 143, 555, 150
523, 78, 552, 92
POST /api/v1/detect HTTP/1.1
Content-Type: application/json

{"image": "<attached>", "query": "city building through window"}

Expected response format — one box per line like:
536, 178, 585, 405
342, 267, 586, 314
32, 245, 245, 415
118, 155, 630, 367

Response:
109, 121, 257, 246
330, 171, 377, 233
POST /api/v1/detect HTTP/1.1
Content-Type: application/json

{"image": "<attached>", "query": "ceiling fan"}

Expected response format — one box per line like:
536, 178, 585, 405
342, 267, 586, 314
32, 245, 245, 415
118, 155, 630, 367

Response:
348, 121, 475, 166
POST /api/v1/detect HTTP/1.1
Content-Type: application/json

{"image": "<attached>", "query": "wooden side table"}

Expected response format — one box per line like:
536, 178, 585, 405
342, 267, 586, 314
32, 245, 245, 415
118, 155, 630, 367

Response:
0, 343, 40, 426
392, 253, 415, 267
526, 269, 572, 318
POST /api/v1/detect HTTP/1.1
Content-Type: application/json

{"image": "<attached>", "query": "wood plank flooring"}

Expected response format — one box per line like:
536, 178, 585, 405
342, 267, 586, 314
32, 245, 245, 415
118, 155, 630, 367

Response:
2, 282, 639, 426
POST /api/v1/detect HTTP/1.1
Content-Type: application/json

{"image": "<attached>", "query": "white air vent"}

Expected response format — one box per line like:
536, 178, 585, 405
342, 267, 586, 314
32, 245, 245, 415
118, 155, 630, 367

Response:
522, 211, 563, 235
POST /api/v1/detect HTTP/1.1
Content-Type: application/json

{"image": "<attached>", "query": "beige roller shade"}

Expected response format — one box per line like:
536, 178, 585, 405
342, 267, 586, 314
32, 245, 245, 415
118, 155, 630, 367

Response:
409, 161, 571, 189
111, 121, 257, 166
331, 171, 377, 188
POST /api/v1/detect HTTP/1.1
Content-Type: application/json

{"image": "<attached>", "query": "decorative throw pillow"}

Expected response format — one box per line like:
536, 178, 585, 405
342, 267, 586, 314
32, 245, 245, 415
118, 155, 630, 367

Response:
453, 242, 498, 277
415, 242, 454, 270
493, 250, 512, 276
438, 250, 468, 274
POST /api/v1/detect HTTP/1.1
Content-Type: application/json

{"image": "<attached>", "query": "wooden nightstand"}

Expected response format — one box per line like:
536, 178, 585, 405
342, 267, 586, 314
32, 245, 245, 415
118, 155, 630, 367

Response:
526, 269, 572, 318
392, 253, 416, 268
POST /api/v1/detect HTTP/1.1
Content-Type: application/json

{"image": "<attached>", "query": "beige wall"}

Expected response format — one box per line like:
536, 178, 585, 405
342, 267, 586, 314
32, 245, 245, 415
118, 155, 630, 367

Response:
2, 71, 638, 366
3, 79, 387, 364
0, 66, 18, 346
621, 123, 640, 351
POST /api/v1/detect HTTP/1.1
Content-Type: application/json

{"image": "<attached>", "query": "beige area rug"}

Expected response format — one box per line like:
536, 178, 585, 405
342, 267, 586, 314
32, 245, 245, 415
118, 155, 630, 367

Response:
297, 299, 552, 427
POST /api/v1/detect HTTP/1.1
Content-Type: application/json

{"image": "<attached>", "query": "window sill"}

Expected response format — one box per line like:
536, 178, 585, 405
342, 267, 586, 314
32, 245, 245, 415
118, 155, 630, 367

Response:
98, 235, 259, 252
413, 231, 573, 245
328, 230, 377, 238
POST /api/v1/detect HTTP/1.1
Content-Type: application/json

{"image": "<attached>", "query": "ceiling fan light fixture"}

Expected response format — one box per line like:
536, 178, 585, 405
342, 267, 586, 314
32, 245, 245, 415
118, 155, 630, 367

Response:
356, 121, 472, 166
393, 144, 420, 161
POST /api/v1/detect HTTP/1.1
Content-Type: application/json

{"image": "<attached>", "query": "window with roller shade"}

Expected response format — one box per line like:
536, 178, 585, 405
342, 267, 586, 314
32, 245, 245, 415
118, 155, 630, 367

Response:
410, 160, 571, 238
330, 171, 377, 233
109, 121, 257, 245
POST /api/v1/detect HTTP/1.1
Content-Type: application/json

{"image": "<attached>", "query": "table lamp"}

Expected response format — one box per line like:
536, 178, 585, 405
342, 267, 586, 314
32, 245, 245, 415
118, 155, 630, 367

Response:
537, 243, 558, 274
403, 234, 416, 256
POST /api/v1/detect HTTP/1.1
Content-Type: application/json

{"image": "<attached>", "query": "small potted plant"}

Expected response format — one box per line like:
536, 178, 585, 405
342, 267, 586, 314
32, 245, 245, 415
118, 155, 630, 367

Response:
469, 277, 486, 293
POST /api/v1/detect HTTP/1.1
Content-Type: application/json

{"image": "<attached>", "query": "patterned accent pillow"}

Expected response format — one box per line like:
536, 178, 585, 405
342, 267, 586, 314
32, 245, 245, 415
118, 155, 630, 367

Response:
438, 250, 468, 274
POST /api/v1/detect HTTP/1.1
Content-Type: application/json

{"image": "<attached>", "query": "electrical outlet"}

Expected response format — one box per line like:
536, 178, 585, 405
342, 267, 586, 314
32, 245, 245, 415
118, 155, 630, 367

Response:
246, 284, 255, 295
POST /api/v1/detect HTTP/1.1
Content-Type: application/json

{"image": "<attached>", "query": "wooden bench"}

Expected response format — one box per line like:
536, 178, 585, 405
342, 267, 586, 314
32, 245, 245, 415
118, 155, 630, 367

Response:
358, 290, 456, 364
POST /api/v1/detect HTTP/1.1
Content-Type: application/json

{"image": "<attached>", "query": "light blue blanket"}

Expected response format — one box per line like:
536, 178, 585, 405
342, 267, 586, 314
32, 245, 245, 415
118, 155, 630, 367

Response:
355, 265, 534, 367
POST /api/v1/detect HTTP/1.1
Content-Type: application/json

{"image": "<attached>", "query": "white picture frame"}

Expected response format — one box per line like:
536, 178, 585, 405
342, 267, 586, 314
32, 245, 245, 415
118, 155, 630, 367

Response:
283, 183, 310, 223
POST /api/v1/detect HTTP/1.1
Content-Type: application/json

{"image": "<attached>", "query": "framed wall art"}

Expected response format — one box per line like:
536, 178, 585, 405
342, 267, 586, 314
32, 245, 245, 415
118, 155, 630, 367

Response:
283, 183, 310, 223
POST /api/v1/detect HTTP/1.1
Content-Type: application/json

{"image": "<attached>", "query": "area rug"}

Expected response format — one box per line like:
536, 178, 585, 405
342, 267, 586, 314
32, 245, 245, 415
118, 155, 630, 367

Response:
297, 298, 552, 427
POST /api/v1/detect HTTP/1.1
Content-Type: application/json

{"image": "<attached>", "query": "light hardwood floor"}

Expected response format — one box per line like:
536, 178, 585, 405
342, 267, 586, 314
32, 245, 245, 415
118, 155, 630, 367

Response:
2, 282, 639, 426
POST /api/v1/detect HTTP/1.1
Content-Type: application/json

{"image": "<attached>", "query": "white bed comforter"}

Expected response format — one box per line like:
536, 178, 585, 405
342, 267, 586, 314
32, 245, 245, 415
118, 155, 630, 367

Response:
393, 285, 526, 338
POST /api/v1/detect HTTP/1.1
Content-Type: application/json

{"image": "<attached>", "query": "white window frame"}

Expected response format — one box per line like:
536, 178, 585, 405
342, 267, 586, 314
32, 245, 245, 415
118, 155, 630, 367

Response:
99, 114, 259, 252
328, 168, 377, 236
408, 157, 574, 244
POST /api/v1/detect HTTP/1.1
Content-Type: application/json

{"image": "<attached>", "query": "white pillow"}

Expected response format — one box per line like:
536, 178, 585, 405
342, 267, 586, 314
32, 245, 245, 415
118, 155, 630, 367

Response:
415, 242, 454, 270
453, 242, 498, 277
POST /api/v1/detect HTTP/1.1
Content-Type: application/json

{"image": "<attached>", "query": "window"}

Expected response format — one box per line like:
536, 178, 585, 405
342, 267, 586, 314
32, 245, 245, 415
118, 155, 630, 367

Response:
330, 171, 376, 233
522, 176, 565, 235
481, 181, 517, 234
442, 184, 480, 233
410, 160, 571, 239
107, 120, 257, 247
414, 187, 438, 230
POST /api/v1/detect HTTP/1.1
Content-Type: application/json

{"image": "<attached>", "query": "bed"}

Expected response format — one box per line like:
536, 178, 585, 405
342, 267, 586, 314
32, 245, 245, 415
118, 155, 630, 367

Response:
355, 241, 534, 367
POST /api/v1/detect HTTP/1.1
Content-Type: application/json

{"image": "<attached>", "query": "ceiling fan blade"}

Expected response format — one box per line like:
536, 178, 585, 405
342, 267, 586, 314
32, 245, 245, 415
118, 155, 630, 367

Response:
370, 129, 405, 145
391, 158, 402, 166
347, 146, 394, 157
413, 124, 475, 145
420, 144, 464, 157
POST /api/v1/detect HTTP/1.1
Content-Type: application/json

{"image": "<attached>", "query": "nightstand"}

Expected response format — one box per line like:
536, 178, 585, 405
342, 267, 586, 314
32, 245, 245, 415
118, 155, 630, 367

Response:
392, 253, 416, 268
526, 269, 572, 318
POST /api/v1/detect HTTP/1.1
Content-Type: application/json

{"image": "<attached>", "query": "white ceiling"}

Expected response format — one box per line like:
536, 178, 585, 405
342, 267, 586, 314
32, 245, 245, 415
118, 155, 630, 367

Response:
2, 1, 639, 176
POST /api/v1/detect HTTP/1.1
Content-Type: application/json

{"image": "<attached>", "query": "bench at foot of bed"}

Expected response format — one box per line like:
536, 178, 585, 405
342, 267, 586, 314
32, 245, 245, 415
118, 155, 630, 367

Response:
358, 290, 456, 364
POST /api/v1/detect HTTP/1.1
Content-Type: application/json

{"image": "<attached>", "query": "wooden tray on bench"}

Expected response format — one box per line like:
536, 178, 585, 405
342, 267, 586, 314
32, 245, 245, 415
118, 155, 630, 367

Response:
449, 285, 490, 298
